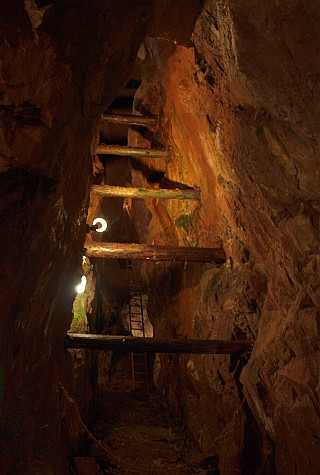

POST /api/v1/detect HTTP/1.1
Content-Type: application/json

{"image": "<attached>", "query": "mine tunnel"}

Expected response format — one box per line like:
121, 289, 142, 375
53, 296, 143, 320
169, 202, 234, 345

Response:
1, 1, 320, 474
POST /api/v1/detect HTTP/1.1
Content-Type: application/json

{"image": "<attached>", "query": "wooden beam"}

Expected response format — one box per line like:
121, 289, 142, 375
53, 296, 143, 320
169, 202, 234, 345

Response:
101, 113, 157, 128
85, 242, 226, 264
91, 184, 200, 201
66, 333, 250, 354
96, 144, 168, 159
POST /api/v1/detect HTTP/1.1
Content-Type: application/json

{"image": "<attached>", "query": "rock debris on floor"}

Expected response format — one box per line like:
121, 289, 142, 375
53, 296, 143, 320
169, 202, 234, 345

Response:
91, 391, 206, 475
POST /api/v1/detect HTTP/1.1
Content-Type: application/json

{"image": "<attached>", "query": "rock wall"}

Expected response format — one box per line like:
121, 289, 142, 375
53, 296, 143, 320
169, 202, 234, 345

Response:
0, 2, 152, 473
2, 1, 320, 473
132, 1, 320, 474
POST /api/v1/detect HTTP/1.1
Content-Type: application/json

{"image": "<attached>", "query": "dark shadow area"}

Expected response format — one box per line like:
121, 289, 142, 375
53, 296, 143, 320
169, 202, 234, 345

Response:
131, 157, 196, 190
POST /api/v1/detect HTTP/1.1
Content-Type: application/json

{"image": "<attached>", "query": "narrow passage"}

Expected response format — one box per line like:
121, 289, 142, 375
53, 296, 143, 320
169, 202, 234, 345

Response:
92, 391, 195, 475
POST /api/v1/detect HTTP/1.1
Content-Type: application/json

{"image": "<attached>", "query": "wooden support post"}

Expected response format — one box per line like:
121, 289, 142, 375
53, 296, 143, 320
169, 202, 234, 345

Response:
91, 184, 200, 201
85, 242, 226, 264
101, 113, 157, 128
96, 144, 168, 159
66, 333, 250, 354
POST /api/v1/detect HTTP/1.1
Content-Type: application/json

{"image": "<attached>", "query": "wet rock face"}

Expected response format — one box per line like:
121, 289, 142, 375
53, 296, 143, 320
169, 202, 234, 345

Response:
132, 1, 320, 473
0, 1, 151, 473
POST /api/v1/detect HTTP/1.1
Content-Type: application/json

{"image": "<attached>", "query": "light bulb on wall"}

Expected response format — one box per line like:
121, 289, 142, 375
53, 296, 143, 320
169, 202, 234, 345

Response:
92, 217, 108, 233
75, 275, 87, 294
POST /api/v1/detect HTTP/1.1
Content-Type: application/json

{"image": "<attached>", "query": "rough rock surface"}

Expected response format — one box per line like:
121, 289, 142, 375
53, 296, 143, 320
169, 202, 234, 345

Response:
0, 1, 152, 473
2, 1, 320, 474
131, 1, 320, 474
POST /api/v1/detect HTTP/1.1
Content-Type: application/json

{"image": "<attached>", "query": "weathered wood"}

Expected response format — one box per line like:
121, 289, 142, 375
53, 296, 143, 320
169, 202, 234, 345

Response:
91, 184, 200, 201
85, 242, 226, 264
101, 113, 157, 128
66, 333, 250, 354
96, 144, 168, 159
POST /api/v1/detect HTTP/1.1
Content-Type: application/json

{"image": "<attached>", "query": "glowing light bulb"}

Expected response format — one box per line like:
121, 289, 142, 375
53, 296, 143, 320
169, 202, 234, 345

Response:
75, 275, 87, 294
92, 217, 108, 233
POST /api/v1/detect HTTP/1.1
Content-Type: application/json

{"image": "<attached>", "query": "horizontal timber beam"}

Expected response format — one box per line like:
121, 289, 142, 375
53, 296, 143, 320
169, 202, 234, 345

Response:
85, 242, 226, 264
101, 113, 157, 128
66, 333, 250, 354
91, 184, 200, 200
96, 144, 168, 159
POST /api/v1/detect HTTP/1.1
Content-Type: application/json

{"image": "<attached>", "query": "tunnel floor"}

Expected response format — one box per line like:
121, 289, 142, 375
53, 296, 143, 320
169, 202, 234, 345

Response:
91, 391, 198, 474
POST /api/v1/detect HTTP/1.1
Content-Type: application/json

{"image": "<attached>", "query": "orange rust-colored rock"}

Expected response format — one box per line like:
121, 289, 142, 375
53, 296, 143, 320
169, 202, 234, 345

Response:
2, 1, 320, 474
130, 2, 320, 474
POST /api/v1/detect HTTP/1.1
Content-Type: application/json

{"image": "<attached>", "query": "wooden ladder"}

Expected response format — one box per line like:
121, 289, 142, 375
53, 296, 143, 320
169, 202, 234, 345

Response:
126, 262, 150, 392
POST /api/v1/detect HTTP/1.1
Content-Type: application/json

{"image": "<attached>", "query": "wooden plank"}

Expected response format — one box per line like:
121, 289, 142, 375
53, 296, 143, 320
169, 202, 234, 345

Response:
101, 113, 157, 128
96, 144, 168, 159
85, 242, 226, 264
91, 184, 200, 200
66, 333, 250, 354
